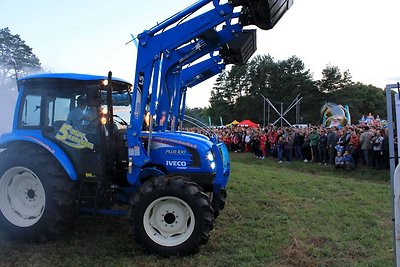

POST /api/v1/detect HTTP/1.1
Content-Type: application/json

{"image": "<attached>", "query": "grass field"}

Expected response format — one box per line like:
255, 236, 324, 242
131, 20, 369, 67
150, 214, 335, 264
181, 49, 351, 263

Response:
0, 153, 393, 266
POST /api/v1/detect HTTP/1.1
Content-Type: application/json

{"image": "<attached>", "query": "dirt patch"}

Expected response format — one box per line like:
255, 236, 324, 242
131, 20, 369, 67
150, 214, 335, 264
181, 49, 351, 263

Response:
281, 237, 319, 267
307, 236, 337, 250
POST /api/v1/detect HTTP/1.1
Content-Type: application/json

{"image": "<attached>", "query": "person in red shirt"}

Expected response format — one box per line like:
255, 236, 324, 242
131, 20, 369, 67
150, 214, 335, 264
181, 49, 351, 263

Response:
349, 129, 360, 166
268, 129, 278, 158
221, 132, 231, 150
259, 130, 267, 159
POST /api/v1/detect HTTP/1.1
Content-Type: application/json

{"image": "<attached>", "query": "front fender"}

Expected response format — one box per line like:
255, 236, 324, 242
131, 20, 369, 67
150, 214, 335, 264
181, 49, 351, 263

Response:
0, 132, 78, 181
212, 142, 230, 191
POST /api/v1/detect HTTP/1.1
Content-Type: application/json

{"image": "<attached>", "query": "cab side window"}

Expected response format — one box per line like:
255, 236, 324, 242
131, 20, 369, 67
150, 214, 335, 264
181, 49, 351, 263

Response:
47, 97, 71, 126
20, 94, 42, 127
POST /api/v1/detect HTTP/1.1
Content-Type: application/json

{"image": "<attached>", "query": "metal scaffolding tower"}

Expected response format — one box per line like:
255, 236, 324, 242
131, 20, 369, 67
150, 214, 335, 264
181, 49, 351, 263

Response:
261, 94, 302, 127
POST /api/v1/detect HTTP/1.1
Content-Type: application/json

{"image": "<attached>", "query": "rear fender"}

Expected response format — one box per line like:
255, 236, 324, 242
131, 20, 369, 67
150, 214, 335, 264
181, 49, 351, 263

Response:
0, 134, 78, 181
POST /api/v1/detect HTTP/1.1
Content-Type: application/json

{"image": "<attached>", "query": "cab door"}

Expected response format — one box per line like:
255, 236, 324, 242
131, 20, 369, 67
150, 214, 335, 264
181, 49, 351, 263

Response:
41, 93, 105, 180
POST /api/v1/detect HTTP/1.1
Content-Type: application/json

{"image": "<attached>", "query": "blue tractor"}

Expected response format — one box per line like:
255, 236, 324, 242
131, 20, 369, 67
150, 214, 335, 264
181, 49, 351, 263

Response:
0, 0, 293, 255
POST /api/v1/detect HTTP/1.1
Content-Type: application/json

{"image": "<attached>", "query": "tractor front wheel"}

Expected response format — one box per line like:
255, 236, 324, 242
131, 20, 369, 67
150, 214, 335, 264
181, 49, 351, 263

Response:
208, 188, 227, 219
129, 176, 214, 256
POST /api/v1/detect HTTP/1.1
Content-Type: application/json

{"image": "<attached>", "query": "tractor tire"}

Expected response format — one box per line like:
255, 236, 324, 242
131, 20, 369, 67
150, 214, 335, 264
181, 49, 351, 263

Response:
0, 145, 76, 241
209, 188, 227, 219
129, 176, 214, 256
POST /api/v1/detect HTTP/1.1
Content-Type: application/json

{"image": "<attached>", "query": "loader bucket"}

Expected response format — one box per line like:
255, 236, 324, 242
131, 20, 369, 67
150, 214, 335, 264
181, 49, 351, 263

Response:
220, 29, 256, 65
232, 0, 293, 30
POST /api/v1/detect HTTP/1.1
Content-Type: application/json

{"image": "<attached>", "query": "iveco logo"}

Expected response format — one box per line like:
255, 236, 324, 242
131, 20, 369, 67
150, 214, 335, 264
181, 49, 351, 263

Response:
166, 160, 187, 167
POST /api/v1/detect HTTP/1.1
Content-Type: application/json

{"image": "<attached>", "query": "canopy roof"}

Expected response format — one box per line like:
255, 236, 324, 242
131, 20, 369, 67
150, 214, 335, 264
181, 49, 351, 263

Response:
226, 120, 240, 126
238, 120, 259, 128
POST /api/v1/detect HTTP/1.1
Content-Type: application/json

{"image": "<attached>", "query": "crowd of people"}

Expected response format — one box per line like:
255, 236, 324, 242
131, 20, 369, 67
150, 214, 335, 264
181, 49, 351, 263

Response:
189, 124, 391, 171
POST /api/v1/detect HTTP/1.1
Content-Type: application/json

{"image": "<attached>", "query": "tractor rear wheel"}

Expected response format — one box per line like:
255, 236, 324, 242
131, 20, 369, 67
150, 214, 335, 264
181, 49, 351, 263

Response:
0, 145, 76, 241
129, 176, 214, 256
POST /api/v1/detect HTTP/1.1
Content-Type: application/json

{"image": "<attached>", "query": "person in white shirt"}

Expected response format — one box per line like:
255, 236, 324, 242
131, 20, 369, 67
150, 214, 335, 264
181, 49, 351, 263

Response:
66, 96, 87, 128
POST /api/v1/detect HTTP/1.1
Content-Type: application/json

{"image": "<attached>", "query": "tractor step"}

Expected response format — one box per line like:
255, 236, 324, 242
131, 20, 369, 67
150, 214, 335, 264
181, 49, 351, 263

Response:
75, 180, 104, 217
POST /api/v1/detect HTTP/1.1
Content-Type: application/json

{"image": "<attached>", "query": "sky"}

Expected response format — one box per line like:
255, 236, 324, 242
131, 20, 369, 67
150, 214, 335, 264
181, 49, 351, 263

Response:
1, 0, 400, 108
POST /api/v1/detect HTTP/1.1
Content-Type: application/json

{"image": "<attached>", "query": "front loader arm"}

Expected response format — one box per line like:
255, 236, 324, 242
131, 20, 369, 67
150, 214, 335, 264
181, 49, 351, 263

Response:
128, 2, 240, 179
127, 0, 293, 185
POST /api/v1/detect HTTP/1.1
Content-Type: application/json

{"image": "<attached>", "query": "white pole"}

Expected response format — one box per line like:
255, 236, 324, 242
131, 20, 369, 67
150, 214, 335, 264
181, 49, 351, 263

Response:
263, 97, 266, 128
387, 84, 399, 266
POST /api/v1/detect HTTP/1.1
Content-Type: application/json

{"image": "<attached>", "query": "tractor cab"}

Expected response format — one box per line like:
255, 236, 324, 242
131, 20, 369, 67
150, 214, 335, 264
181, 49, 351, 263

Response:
14, 73, 132, 181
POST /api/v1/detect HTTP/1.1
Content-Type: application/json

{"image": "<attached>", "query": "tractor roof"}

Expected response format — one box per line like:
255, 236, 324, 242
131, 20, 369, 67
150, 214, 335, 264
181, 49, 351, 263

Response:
18, 73, 131, 84
17, 73, 132, 92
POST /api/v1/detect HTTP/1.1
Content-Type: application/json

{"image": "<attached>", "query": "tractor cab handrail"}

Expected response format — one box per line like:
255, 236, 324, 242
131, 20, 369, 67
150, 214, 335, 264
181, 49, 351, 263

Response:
183, 115, 218, 140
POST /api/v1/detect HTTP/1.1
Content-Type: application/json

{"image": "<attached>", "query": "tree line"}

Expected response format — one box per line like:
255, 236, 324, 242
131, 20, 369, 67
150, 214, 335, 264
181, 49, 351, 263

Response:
0, 27, 42, 93
191, 55, 387, 127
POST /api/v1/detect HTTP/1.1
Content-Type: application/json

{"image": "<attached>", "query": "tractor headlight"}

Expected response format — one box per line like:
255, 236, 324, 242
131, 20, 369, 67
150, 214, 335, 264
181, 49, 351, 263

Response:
100, 107, 108, 125
206, 151, 214, 162
206, 151, 216, 170
100, 116, 107, 125
210, 162, 216, 170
